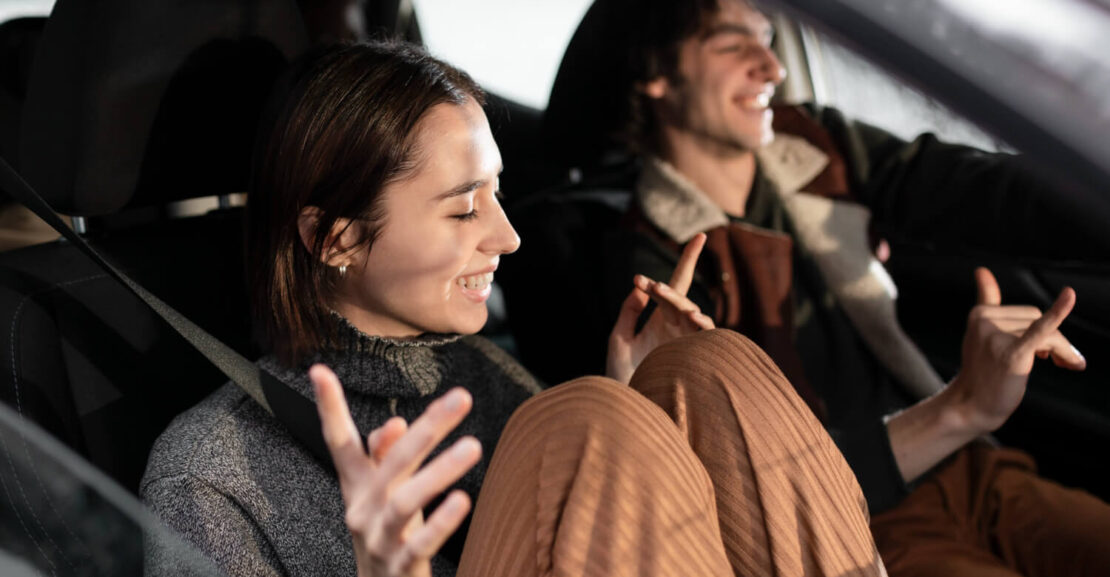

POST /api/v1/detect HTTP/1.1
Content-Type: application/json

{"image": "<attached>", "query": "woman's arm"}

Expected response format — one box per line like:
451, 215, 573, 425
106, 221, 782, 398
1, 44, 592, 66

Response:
143, 474, 284, 577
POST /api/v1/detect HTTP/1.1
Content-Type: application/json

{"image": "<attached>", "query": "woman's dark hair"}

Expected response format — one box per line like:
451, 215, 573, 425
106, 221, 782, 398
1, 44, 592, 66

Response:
246, 41, 484, 365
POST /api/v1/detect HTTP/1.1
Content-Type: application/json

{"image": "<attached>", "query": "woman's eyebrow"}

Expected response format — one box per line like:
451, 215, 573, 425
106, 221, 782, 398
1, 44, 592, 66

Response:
435, 179, 486, 202
434, 166, 505, 201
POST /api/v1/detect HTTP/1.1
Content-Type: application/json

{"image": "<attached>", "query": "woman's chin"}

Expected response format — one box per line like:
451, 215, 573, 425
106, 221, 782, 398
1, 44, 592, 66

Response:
437, 308, 489, 336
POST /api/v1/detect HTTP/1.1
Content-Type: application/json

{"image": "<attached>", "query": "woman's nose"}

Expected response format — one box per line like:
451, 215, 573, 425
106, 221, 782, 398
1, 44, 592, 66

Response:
483, 201, 521, 255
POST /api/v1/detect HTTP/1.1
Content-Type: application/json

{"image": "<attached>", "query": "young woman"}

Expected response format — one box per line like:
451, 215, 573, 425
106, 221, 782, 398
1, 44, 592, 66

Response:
141, 41, 885, 577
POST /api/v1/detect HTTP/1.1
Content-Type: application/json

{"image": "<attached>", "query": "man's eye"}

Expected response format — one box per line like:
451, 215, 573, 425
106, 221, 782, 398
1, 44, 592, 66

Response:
452, 210, 478, 221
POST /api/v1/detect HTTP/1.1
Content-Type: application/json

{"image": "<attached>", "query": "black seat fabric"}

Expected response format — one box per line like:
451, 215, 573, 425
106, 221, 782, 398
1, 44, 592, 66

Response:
0, 0, 308, 492
0, 17, 45, 176
503, 0, 645, 383
0, 211, 254, 492
18, 0, 307, 214
541, 0, 637, 177
499, 164, 637, 385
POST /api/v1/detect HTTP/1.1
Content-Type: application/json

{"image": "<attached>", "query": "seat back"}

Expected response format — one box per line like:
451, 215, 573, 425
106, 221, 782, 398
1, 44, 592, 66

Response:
0, 16, 45, 175
0, 0, 307, 492
499, 165, 636, 385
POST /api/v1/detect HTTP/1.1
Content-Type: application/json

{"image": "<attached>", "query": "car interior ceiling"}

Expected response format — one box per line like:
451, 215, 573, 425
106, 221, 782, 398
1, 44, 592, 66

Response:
0, 0, 1106, 520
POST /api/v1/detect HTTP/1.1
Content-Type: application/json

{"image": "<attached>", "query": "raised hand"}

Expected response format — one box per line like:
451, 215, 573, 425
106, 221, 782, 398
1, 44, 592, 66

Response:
310, 365, 481, 577
606, 233, 715, 384
948, 267, 1086, 434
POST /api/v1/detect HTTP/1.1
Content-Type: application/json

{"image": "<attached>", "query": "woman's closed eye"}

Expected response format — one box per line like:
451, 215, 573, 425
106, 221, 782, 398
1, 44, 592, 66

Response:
451, 189, 504, 222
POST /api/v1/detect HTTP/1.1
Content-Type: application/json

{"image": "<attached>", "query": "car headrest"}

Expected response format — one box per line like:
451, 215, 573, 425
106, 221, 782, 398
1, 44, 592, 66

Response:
0, 17, 46, 174
0, 17, 44, 102
18, 0, 309, 216
542, 0, 634, 175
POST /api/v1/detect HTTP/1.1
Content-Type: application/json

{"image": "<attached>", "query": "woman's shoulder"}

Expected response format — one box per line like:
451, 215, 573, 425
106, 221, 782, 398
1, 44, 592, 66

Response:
140, 382, 289, 497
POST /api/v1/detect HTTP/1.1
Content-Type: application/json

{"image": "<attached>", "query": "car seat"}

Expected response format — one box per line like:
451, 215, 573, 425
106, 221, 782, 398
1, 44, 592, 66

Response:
497, 0, 642, 384
0, 0, 308, 493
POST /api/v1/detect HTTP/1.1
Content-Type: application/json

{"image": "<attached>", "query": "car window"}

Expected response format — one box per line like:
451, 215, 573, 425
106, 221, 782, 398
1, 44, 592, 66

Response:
412, 0, 593, 109
0, 0, 54, 23
802, 28, 1010, 152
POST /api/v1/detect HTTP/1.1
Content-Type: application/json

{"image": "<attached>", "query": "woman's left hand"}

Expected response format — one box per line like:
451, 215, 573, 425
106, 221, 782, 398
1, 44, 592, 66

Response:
606, 232, 715, 384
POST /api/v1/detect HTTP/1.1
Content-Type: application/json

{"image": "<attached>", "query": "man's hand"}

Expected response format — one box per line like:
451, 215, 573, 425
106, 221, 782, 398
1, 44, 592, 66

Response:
311, 365, 480, 577
606, 233, 715, 384
947, 267, 1086, 433
887, 267, 1086, 483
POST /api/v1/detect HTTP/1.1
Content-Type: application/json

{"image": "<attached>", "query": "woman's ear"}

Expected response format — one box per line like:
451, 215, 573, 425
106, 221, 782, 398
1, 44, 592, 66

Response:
297, 206, 360, 267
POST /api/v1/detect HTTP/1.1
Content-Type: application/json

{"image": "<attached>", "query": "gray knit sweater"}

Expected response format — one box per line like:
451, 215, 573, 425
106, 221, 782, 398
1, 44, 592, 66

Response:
140, 323, 541, 577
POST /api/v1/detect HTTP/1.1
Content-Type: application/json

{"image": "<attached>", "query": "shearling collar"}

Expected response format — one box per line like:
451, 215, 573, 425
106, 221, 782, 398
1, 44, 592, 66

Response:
633, 134, 945, 400
636, 134, 829, 243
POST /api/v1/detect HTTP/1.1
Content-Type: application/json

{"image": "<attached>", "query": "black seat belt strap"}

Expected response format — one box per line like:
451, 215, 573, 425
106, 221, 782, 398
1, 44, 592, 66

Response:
0, 155, 334, 467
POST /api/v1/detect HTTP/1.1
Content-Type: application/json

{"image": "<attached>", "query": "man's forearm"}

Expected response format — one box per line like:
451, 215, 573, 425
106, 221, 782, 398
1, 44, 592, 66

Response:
885, 384, 980, 483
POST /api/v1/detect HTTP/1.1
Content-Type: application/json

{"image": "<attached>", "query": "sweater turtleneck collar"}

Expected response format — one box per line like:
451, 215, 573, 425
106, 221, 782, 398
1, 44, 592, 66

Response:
259, 315, 465, 400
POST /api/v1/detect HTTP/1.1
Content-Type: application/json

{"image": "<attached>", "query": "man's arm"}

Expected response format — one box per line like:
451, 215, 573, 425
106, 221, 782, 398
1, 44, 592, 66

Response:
885, 268, 1085, 482
809, 104, 1109, 261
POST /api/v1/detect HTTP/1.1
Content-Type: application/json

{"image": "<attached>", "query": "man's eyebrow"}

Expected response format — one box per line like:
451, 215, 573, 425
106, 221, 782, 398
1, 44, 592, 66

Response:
701, 23, 774, 43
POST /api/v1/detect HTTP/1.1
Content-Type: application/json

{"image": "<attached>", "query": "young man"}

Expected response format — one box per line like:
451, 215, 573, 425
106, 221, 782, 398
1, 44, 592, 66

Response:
585, 0, 1110, 575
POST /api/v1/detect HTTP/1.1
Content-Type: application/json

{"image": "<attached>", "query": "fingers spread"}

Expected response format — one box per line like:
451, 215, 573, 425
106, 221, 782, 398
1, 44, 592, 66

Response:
975, 267, 1002, 306
393, 490, 472, 575
369, 417, 408, 462
310, 364, 369, 485
610, 279, 652, 342
1018, 287, 1077, 358
669, 232, 706, 295
382, 437, 481, 536
376, 387, 473, 486
650, 281, 701, 316
687, 310, 715, 330
1038, 332, 1087, 371
974, 305, 1044, 320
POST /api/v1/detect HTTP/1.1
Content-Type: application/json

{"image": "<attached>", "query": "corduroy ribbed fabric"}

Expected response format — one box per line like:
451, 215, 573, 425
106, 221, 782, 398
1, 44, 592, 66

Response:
457, 329, 885, 577
871, 443, 1110, 577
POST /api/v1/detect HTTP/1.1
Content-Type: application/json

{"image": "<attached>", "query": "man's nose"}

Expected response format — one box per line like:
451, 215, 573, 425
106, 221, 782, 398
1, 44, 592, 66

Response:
752, 45, 787, 86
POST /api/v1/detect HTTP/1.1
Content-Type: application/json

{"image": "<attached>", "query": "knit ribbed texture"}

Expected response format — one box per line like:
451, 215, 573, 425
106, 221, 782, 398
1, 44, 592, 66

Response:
457, 330, 885, 577
141, 320, 539, 577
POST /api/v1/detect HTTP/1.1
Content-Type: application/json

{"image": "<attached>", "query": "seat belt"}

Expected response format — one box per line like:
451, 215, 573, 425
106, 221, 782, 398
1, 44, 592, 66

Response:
0, 156, 334, 467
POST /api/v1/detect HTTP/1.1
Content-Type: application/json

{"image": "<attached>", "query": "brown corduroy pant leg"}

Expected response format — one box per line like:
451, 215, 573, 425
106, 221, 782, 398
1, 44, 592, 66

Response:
457, 329, 885, 577
871, 443, 1110, 577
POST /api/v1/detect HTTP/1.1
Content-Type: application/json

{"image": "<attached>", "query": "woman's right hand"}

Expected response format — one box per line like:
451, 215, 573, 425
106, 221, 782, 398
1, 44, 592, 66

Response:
310, 365, 481, 577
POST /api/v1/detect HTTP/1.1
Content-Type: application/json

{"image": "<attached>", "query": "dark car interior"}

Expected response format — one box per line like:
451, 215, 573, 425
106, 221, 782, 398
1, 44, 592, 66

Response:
0, 0, 1108, 573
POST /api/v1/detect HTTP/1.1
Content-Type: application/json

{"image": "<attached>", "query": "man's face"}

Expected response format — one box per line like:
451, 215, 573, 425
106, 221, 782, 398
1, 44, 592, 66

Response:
648, 0, 785, 153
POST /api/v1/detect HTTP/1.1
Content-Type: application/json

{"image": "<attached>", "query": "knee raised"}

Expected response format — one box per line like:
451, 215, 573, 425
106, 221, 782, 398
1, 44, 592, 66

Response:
500, 376, 677, 451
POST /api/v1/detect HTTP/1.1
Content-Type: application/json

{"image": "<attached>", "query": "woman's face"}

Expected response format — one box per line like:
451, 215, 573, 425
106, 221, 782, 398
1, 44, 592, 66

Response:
333, 97, 520, 338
